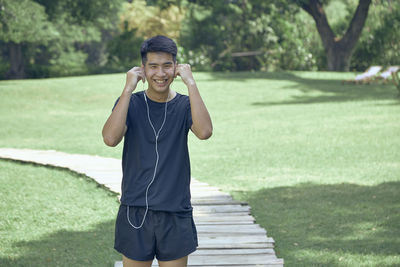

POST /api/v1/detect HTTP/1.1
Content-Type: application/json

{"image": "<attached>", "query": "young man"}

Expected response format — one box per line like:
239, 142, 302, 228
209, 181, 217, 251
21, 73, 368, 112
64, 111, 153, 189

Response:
102, 35, 212, 267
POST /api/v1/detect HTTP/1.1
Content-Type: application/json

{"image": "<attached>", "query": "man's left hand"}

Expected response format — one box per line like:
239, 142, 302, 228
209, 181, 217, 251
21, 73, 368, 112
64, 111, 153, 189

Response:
175, 64, 196, 86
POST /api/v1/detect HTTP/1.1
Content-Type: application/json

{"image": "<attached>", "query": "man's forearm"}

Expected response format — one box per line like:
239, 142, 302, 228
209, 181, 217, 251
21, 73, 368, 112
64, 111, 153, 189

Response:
102, 66, 144, 147
187, 82, 213, 140
102, 89, 131, 147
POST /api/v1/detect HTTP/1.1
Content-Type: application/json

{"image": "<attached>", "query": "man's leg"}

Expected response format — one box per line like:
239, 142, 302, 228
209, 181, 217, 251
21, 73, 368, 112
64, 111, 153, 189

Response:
123, 255, 153, 267
158, 256, 188, 267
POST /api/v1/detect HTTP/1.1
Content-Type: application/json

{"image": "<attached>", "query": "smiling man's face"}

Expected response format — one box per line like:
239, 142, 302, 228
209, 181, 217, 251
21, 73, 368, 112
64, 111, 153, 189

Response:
143, 52, 176, 96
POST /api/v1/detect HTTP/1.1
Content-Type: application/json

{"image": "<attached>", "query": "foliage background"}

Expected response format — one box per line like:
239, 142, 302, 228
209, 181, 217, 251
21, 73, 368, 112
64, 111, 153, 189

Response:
0, 0, 399, 78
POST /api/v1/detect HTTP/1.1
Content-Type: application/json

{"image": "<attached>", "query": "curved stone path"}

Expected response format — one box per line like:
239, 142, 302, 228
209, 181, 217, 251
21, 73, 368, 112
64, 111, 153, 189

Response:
0, 148, 284, 267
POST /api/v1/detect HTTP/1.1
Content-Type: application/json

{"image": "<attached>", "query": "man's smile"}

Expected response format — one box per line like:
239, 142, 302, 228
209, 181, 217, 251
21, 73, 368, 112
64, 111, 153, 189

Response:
154, 79, 168, 84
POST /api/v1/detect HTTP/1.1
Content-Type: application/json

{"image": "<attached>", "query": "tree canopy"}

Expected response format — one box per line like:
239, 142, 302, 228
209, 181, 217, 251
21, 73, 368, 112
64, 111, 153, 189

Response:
119, 0, 185, 40
0, 0, 55, 44
0, 0, 399, 78
0, 0, 123, 78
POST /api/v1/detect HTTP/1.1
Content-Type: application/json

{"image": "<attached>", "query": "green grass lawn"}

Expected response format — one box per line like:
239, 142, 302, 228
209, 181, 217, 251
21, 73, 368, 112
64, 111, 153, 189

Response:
0, 160, 121, 266
1, 71, 399, 266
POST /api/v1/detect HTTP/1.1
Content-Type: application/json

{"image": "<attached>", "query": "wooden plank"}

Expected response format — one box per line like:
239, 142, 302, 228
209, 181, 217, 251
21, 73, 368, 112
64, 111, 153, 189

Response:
194, 211, 250, 217
153, 254, 283, 266
193, 248, 276, 255
191, 199, 244, 205
193, 215, 255, 222
198, 233, 268, 239
192, 194, 234, 199
199, 235, 273, 245
192, 196, 234, 203
195, 221, 254, 225
194, 213, 253, 218
197, 242, 274, 249
197, 236, 275, 249
196, 224, 266, 235
193, 205, 250, 213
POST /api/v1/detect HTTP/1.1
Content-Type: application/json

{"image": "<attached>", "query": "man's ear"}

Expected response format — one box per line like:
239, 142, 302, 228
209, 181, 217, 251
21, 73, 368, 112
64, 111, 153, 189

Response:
174, 62, 178, 78
141, 63, 145, 74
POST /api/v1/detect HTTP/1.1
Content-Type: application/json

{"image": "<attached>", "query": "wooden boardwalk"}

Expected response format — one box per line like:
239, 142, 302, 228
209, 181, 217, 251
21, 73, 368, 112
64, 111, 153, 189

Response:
0, 148, 284, 267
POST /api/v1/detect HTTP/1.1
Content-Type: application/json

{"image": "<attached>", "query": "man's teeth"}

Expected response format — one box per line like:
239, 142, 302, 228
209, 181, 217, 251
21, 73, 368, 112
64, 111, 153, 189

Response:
155, 79, 167, 84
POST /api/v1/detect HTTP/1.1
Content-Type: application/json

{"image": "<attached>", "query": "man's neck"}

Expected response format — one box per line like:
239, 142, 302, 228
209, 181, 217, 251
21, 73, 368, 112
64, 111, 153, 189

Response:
145, 88, 176, 103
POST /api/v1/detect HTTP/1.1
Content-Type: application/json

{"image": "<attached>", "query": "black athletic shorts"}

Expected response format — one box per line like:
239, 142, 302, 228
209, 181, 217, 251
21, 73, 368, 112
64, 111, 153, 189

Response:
114, 205, 198, 261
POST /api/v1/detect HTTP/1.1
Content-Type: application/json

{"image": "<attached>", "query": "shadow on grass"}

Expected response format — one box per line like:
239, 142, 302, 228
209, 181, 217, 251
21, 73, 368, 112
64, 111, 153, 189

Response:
0, 159, 121, 267
1, 220, 121, 267
232, 182, 400, 266
252, 80, 400, 105
205, 71, 400, 105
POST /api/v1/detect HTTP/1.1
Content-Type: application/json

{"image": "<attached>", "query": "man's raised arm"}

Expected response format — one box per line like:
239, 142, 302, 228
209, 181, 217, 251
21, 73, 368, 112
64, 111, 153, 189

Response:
102, 67, 145, 146
176, 64, 213, 140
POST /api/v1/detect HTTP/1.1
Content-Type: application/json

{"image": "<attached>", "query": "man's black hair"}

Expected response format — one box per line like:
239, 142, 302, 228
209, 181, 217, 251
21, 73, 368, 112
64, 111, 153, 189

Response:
140, 35, 177, 64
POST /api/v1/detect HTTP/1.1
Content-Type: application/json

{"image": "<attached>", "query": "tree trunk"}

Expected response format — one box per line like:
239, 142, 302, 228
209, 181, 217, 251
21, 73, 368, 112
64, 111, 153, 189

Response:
326, 42, 354, 71
6, 42, 25, 79
299, 0, 372, 71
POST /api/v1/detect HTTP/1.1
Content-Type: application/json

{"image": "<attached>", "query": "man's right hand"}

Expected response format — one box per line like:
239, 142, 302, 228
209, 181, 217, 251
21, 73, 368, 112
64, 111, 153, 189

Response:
124, 66, 146, 94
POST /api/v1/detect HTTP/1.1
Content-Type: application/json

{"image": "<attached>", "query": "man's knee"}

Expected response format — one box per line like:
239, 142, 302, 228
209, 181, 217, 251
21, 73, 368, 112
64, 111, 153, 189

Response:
158, 256, 188, 267
122, 255, 153, 267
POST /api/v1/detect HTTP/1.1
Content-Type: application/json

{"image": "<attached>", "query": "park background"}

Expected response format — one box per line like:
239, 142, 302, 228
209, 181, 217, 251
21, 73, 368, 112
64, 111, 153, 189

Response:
1, 0, 400, 78
1, 0, 400, 266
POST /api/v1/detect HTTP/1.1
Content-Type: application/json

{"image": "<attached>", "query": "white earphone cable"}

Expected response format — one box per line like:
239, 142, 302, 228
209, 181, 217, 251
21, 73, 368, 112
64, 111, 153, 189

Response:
126, 89, 168, 229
